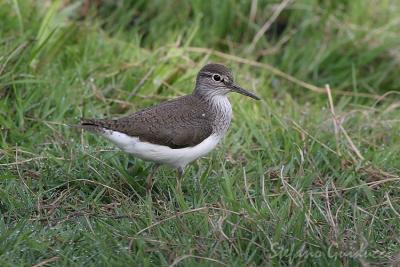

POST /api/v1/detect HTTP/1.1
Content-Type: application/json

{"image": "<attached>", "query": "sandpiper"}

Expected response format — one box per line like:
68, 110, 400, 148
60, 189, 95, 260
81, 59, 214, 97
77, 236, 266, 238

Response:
79, 63, 260, 190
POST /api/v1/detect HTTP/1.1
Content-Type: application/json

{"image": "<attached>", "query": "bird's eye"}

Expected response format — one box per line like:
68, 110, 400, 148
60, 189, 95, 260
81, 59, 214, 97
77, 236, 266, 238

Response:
212, 74, 222, 82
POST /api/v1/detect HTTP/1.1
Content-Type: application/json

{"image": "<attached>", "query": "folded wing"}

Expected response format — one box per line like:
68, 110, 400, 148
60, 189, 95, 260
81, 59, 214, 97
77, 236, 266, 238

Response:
81, 95, 213, 149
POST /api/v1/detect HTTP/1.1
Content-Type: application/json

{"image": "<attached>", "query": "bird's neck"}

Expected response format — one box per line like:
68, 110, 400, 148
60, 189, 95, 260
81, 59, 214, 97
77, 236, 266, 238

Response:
200, 94, 232, 136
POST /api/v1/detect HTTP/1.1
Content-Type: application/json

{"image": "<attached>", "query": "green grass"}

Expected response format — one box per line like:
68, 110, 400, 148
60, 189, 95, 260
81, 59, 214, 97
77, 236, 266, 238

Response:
1, 0, 400, 266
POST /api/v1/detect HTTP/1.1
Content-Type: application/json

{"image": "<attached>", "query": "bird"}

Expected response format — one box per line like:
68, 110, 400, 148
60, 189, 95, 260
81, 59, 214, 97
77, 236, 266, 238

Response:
78, 63, 260, 191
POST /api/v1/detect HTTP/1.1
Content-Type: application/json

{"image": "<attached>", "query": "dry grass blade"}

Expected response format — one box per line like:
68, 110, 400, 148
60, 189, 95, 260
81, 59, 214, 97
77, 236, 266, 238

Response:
0, 156, 49, 166
249, 0, 292, 50
136, 207, 209, 235
291, 120, 338, 155
309, 177, 400, 195
385, 192, 400, 217
279, 165, 303, 208
128, 66, 156, 99
169, 254, 227, 267
325, 84, 341, 156
71, 178, 127, 197
339, 123, 364, 161
325, 84, 364, 161
32, 257, 60, 267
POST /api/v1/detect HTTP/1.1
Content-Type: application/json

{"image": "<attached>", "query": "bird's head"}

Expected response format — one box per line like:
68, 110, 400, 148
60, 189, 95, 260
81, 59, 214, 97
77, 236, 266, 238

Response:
194, 63, 260, 100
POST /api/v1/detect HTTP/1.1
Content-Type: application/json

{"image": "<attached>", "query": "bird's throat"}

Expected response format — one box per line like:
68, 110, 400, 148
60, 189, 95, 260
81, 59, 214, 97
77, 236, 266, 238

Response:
207, 95, 232, 136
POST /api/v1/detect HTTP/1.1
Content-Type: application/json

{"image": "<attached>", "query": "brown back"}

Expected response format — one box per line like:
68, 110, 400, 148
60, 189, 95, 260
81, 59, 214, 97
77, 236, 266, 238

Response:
81, 95, 214, 149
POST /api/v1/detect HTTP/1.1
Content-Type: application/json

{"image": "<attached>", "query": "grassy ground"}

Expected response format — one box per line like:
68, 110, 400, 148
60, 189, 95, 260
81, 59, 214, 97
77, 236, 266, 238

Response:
1, 0, 400, 266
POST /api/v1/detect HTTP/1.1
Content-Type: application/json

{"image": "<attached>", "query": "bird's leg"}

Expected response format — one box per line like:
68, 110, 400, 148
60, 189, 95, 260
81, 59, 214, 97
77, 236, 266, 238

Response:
176, 167, 184, 193
146, 163, 160, 192
177, 167, 184, 178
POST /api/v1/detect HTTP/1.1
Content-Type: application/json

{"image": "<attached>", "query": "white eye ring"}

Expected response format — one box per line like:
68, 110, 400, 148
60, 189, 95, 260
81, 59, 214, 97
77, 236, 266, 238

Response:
212, 74, 222, 82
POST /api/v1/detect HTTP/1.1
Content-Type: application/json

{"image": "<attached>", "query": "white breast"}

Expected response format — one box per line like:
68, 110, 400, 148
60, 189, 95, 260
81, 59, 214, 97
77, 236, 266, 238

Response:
99, 129, 223, 169
210, 95, 232, 135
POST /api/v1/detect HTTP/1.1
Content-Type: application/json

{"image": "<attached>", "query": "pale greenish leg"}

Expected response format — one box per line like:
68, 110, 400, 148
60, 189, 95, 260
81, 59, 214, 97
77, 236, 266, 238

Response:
146, 163, 160, 192
176, 167, 184, 192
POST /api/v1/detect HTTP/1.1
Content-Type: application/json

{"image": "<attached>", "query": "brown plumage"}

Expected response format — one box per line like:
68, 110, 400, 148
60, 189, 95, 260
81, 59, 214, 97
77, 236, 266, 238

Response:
81, 95, 215, 149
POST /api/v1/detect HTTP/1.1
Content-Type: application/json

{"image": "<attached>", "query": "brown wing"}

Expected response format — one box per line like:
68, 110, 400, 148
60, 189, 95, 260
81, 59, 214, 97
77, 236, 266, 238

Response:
81, 95, 213, 149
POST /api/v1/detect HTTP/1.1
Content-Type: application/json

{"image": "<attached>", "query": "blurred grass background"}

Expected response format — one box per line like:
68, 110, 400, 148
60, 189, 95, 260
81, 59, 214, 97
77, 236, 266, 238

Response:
1, 0, 400, 266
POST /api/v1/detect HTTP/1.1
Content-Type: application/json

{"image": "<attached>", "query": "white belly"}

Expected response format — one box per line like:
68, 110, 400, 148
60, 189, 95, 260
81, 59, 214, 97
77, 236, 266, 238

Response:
100, 129, 222, 169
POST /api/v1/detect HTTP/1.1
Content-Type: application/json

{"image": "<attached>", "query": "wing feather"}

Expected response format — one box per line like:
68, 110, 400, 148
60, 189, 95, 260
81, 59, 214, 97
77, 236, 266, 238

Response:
81, 95, 213, 149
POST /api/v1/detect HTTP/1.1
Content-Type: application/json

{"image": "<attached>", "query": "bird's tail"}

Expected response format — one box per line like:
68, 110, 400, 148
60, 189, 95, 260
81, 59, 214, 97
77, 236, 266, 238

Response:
70, 118, 106, 134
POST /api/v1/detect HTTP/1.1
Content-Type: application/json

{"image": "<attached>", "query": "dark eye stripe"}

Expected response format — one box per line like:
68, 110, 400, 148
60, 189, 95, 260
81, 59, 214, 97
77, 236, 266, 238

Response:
200, 72, 227, 83
200, 73, 213, 78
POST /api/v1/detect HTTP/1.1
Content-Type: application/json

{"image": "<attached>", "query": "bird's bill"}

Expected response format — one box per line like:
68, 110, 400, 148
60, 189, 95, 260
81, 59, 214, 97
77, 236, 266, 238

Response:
230, 84, 260, 100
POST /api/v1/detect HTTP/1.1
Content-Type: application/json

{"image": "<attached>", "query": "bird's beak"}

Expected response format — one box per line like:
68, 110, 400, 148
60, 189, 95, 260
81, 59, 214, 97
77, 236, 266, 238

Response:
230, 83, 260, 100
